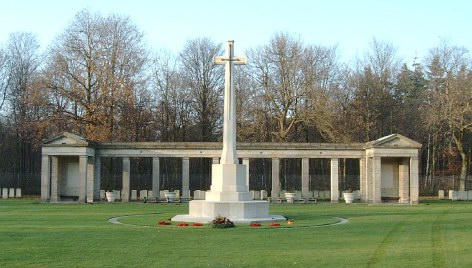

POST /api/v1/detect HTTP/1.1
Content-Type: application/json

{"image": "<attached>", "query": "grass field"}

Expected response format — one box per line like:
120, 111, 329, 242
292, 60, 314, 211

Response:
1, 199, 472, 267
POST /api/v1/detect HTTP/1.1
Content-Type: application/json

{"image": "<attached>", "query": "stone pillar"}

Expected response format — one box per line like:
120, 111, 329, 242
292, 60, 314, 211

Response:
330, 158, 339, 203
122, 157, 130, 202
366, 157, 373, 203
409, 156, 419, 204
359, 157, 367, 202
301, 158, 310, 198
182, 157, 190, 198
399, 158, 410, 204
152, 157, 160, 198
41, 155, 50, 202
78, 156, 88, 202
93, 156, 101, 201
271, 158, 280, 198
86, 157, 95, 203
243, 158, 250, 187
50, 156, 59, 202
372, 157, 382, 204
212, 157, 220, 164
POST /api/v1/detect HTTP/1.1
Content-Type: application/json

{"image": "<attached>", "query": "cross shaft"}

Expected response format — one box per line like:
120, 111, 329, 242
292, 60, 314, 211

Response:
214, 40, 247, 164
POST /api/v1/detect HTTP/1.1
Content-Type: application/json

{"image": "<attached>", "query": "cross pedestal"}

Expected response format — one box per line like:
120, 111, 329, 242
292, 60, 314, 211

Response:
206, 164, 252, 201
184, 163, 275, 223
175, 157, 281, 224
172, 40, 284, 223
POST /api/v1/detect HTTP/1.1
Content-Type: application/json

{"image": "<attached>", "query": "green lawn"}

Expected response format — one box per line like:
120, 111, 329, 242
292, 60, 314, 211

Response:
1, 199, 471, 267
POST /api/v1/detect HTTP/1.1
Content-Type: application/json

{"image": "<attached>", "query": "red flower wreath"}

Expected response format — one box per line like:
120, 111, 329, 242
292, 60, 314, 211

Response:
250, 223, 261, 227
158, 221, 171, 225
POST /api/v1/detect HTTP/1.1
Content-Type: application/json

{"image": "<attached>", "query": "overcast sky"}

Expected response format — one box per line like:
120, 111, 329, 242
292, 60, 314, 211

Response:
1, 0, 471, 65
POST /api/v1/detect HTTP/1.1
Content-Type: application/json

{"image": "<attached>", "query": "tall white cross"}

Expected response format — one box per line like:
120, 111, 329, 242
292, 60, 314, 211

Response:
214, 40, 247, 164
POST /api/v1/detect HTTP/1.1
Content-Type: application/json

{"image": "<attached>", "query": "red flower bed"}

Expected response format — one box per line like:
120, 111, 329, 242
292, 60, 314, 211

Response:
192, 223, 203, 226
158, 221, 171, 225
250, 223, 261, 227
269, 223, 281, 227
177, 223, 189, 227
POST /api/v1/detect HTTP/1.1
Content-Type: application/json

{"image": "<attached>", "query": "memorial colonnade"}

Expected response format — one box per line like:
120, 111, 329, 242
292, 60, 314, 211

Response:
41, 133, 421, 204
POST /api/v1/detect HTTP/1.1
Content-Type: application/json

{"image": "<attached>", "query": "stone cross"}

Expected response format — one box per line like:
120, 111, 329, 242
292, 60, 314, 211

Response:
214, 40, 247, 164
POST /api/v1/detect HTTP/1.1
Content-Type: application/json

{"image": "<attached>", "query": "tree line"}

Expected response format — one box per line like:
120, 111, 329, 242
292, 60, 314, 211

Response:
0, 9, 471, 193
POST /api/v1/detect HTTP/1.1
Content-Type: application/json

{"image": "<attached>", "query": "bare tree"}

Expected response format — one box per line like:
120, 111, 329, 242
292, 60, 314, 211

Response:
103, 14, 151, 142
364, 38, 401, 84
152, 50, 193, 141
300, 44, 340, 142
344, 38, 401, 141
1, 32, 43, 174
423, 40, 472, 190
178, 37, 223, 142
0, 47, 9, 112
234, 64, 264, 142
247, 33, 308, 142
45, 9, 149, 141
247, 33, 340, 142
330, 65, 357, 142
5, 33, 42, 124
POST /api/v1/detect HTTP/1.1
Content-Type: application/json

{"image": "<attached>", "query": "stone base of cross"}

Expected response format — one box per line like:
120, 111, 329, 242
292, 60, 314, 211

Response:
205, 164, 252, 201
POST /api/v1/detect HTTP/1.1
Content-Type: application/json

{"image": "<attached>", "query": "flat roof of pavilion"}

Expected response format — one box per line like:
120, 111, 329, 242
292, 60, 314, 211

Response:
42, 132, 421, 159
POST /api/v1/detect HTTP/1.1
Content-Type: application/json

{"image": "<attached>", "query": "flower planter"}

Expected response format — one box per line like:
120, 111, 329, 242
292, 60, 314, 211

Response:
343, 192, 355, 204
284, 192, 296, 203
105, 191, 116, 202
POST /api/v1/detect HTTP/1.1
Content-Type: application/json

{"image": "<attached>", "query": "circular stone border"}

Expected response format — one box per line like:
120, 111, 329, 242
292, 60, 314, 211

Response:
108, 213, 349, 228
